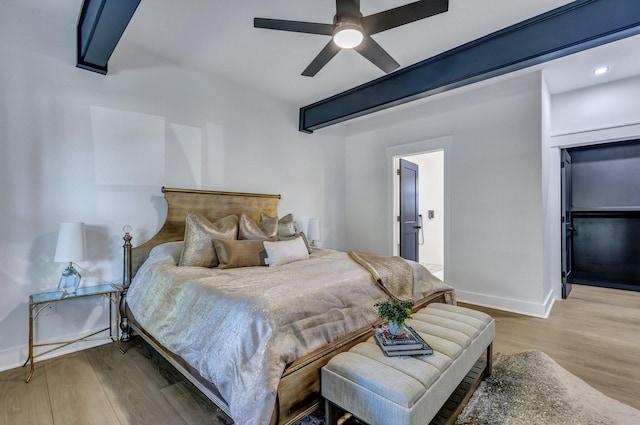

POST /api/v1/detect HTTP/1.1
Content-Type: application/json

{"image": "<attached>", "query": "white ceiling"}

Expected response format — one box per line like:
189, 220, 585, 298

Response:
35, 1, 640, 109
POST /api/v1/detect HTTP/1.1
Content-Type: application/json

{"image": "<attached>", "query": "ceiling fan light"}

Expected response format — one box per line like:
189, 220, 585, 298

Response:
333, 25, 363, 49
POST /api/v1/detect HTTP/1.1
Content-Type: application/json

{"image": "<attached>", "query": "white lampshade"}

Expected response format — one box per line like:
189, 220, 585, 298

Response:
307, 218, 320, 242
54, 222, 87, 263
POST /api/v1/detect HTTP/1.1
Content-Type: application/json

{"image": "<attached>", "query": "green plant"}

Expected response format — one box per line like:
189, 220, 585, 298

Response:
374, 298, 413, 327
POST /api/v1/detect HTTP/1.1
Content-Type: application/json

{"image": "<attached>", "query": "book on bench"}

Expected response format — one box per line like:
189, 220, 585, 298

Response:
374, 324, 433, 356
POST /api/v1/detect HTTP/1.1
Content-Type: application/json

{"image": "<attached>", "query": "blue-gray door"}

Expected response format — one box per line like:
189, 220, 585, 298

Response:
400, 158, 420, 262
561, 149, 573, 298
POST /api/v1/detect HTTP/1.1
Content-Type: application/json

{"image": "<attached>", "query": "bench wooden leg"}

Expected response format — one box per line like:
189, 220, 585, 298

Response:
485, 342, 493, 377
326, 399, 342, 425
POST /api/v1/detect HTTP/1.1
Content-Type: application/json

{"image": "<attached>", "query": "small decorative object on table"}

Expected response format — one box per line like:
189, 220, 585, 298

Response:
373, 324, 433, 357
374, 298, 413, 335
374, 298, 433, 356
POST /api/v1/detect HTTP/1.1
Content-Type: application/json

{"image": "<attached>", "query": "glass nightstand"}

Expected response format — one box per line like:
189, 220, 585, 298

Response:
23, 284, 123, 383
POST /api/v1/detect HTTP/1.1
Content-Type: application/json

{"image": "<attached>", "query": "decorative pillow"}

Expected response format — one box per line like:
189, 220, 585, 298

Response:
262, 213, 298, 238
259, 213, 279, 236
179, 212, 238, 267
263, 236, 310, 267
238, 213, 278, 240
278, 232, 312, 254
212, 239, 267, 269
149, 241, 184, 265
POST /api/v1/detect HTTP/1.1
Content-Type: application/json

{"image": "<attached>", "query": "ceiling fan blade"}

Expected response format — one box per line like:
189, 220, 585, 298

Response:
354, 36, 400, 73
254, 18, 335, 36
302, 40, 342, 77
361, 0, 449, 35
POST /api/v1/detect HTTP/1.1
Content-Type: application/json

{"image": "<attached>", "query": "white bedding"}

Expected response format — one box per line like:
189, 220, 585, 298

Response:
126, 243, 452, 425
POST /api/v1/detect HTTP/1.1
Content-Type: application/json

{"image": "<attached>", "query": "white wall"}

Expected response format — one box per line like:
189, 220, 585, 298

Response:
551, 75, 640, 137
541, 75, 562, 303
0, 2, 346, 371
343, 73, 550, 316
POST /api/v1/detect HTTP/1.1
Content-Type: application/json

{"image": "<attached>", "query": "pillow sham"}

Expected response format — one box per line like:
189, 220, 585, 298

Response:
238, 213, 278, 240
149, 241, 184, 265
213, 239, 268, 269
179, 212, 238, 267
278, 231, 312, 254
263, 236, 310, 267
261, 212, 298, 238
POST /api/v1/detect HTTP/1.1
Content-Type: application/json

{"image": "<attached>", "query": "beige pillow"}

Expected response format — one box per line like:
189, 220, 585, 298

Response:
279, 213, 298, 237
263, 236, 310, 267
238, 213, 278, 240
213, 239, 267, 269
278, 232, 312, 254
179, 212, 238, 267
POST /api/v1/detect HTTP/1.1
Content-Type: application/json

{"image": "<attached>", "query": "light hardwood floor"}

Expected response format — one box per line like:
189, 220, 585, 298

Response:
460, 284, 640, 410
1, 284, 638, 425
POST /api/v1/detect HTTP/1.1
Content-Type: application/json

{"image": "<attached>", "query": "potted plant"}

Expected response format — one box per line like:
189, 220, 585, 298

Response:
374, 298, 413, 335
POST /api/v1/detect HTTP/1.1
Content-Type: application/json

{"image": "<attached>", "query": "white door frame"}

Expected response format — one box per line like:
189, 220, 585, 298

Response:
386, 136, 453, 280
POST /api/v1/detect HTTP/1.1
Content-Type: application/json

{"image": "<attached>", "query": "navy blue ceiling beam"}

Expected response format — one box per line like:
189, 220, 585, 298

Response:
77, 0, 141, 74
299, 0, 640, 133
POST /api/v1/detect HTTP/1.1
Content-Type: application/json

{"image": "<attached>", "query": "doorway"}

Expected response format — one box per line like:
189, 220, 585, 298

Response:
395, 150, 444, 280
561, 140, 640, 293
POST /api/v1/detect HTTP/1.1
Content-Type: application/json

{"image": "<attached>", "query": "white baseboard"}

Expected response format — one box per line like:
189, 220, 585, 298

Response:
0, 329, 116, 373
456, 288, 556, 318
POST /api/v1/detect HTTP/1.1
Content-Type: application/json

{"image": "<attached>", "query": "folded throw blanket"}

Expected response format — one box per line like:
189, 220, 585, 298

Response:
348, 251, 414, 301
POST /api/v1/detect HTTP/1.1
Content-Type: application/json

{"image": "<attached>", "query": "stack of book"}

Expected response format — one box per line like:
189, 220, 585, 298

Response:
373, 324, 433, 357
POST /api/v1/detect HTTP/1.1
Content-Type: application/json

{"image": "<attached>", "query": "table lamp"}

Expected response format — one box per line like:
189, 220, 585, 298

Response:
54, 222, 86, 294
307, 218, 320, 248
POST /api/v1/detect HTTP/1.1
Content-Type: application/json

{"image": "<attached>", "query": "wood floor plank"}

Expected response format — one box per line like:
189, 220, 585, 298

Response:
45, 351, 121, 425
0, 365, 54, 425
160, 381, 233, 425
84, 341, 191, 425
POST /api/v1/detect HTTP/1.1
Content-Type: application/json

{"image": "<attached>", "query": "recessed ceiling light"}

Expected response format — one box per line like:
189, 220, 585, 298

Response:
593, 66, 609, 76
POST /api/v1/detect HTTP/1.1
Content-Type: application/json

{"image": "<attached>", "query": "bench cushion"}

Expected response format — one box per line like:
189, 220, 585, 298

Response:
322, 303, 494, 425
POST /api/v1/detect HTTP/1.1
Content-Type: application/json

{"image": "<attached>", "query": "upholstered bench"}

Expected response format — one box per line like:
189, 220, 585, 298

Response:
321, 303, 495, 425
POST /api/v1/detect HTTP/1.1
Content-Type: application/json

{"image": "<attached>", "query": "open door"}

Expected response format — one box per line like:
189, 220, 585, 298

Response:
561, 149, 573, 298
399, 158, 420, 261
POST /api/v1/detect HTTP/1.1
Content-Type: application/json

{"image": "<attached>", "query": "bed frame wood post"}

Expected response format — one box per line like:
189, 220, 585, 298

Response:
120, 228, 133, 342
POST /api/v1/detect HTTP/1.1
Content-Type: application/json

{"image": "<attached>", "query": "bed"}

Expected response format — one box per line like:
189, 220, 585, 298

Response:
120, 187, 455, 425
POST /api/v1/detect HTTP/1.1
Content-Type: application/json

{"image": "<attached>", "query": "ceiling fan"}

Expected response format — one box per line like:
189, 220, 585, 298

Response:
254, 0, 449, 77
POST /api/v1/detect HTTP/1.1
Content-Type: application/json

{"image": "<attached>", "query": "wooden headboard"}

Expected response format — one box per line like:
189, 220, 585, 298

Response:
129, 187, 281, 278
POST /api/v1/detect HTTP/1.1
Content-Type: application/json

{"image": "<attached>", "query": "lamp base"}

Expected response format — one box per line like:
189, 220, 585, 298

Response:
58, 263, 81, 294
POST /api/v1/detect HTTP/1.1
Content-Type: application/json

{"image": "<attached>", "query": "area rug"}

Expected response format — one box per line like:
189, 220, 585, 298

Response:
454, 350, 640, 425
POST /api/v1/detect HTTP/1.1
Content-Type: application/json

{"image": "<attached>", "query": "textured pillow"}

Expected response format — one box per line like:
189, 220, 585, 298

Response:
278, 232, 312, 254
149, 241, 184, 265
238, 213, 278, 240
259, 214, 279, 236
262, 213, 298, 238
212, 239, 267, 269
179, 212, 238, 267
263, 236, 310, 267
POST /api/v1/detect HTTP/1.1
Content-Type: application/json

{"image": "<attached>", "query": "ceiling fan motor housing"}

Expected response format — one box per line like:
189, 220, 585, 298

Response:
334, 0, 362, 25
